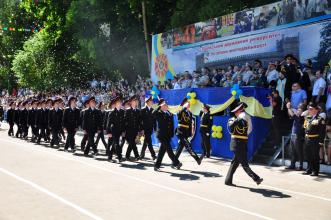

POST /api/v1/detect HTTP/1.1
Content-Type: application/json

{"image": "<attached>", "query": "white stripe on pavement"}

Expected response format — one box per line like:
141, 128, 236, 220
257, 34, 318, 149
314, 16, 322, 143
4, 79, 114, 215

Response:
1, 138, 273, 220
0, 167, 104, 220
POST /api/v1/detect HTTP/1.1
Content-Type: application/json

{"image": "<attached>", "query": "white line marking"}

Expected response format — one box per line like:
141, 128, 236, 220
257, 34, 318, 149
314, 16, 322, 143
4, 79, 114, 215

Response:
0, 167, 104, 220
1, 139, 273, 220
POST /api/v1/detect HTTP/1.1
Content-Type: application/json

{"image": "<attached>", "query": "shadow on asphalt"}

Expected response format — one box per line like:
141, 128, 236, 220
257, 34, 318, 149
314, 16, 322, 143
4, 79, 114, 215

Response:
236, 186, 291, 198
158, 170, 200, 181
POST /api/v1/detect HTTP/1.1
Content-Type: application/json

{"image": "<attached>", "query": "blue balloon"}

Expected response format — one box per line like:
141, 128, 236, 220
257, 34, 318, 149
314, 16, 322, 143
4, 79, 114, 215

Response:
237, 89, 243, 95
233, 84, 239, 90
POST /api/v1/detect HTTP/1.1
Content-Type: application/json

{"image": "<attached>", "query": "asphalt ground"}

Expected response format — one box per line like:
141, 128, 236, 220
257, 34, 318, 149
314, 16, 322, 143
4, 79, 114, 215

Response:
0, 124, 330, 220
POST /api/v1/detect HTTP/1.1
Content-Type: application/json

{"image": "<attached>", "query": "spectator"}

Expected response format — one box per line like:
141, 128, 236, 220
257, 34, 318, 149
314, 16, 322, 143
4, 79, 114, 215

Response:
236, 75, 246, 87
181, 72, 192, 89
283, 54, 301, 86
286, 102, 305, 170
299, 64, 313, 102
266, 62, 279, 85
172, 76, 181, 89
276, 69, 289, 109
268, 90, 283, 146
248, 72, 259, 86
312, 70, 326, 103
326, 118, 331, 165
197, 68, 210, 87
290, 83, 307, 110
222, 74, 233, 87
257, 68, 268, 88
242, 64, 253, 85
231, 65, 240, 81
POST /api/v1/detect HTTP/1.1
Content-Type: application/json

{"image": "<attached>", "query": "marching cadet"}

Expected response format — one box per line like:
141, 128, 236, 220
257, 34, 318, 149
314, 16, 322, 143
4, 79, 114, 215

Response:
7, 102, 16, 136
20, 101, 29, 139
28, 100, 38, 142
59, 100, 66, 142
105, 99, 115, 156
140, 96, 157, 160
95, 102, 108, 151
225, 102, 263, 186
119, 99, 130, 151
49, 99, 63, 147
107, 96, 125, 161
14, 101, 21, 138
124, 95, 142, 161
302, 103, 326, 176
80, 99, 89, 151
36, 100, 49, 143
199, 104, 213, 158
62, 97, 80, 152
153, 99, 182, 171
175, 98, 201, 165
82, 97, 102, 156
45, 99, 53, 142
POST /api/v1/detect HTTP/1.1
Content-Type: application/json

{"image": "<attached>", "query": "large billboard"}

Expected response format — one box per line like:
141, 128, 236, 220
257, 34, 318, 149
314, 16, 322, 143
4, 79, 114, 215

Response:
151, 19, 331, 83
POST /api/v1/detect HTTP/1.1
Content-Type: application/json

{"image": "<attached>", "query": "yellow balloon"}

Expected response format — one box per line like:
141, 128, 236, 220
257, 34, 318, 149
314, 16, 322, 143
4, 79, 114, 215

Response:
212, 132, 217, 138
191, 99, 197, 105
216, 126, 222, 132
231, 90, 237, 96
219, 126, 223, 131
151, 91, 156, 95
212, 125, 217, 131
191, 92, 196, 98
218, 133, 223, 139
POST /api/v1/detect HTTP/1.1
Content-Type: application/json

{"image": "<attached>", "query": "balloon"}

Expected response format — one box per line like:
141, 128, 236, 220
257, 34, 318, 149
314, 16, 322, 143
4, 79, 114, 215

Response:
217, 126, 222, 132
151, 91, 156, 95
237, 89, 243, 96
190, 92, 196, 98
231, 90, 237, 96
212, 125, 217, 131
217, 133, 223, 139
186, 95, 191, 99
191, 99, 197, 105
233, 84, 239, 90
212, 132, 217, 138
219, 126, 223, 131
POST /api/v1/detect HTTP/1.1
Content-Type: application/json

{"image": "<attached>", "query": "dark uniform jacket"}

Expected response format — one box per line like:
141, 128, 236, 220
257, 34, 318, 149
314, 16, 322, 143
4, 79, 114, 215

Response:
28, 108, 37, 127
107, 108, 125, 136
303, 114, 326, 144
124, 108, 142, 137
7, 108, 15, 124
82, 108, 102, 133
153, 109, 174, 141
19, 109, 29, 126
141, 106, 156, 135
176, 108, 193, 137
199, 111, 213, 133
14, 108, 20, 125
48, 108, 63, 131
228, 115, 249, 151
62, 107, 80, 131
36, 108, 48, 129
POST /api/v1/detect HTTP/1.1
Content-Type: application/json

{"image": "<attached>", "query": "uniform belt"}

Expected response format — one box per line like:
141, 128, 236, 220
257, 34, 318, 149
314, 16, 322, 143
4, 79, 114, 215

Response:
200, 124, 208, 128
305, 134, 319, 138
231, 135, 248, 140
178, 124, 189, 128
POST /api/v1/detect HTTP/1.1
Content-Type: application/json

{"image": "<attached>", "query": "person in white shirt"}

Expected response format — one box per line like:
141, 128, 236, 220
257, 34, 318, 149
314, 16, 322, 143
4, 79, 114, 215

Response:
266, 62, 279, 84
242, 65, 253, 85
312, 70, 326, 103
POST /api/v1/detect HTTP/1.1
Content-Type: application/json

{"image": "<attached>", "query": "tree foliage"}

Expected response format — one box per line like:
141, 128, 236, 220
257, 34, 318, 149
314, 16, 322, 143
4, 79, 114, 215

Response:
1, 0, 276, 91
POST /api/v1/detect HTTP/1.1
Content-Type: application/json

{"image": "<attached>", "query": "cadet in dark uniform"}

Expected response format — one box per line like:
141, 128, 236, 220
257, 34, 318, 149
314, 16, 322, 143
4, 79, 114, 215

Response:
80, 99, 89, 151
49, 99, 63, 147
82, 97, 102, 156
199, 104, 213, 158
302, 103, 326, 176
225, 102, 263, 186
28, 100, 38, 142
20, 101, 29, 139
124, 95, 142, 160
7, 102, 16, 136
14, 102, 22, 138
45, 99, 53, 142
107, 96, 125, 161
153, 99, 182, 171
175, 98, 201, 165
36, 100, 49, 143
62, 97, 80, 152
140, 96, 157, 160
105, 99, 116, 156
119, 99, 130, 151
95, 102, 108, 151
